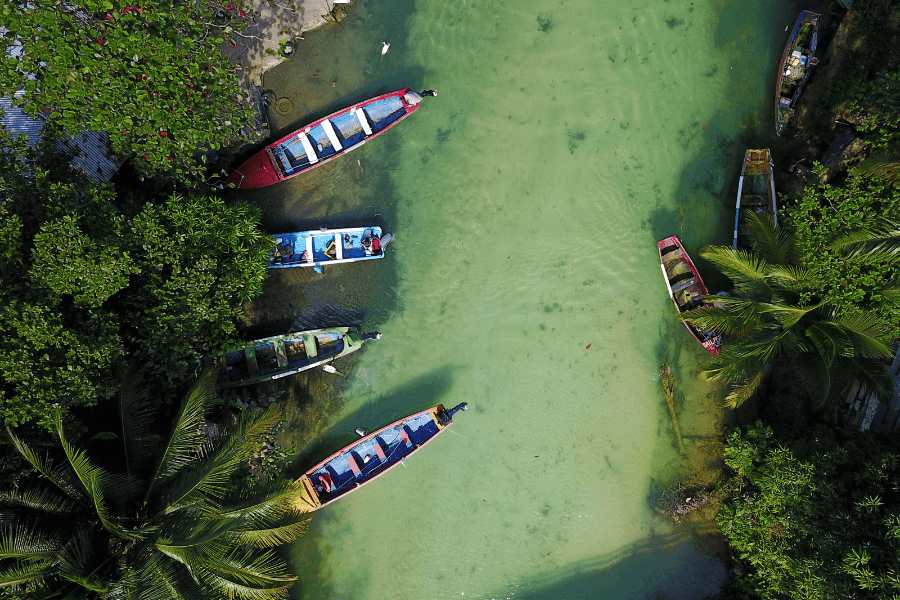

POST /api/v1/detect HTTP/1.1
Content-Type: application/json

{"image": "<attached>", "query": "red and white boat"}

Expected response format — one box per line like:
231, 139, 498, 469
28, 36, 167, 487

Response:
227, 88, 434, 189
657, 236, 722, 355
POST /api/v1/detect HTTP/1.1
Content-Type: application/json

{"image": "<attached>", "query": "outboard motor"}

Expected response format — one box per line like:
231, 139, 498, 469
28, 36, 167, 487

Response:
380, 232, 394, 249
437, 402, 468, 426
361, 331, 382, 341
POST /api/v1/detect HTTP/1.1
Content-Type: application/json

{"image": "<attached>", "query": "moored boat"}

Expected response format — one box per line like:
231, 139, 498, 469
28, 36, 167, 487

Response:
775, 11, 820, 135
227, 88, 435, 189
269, 227, 393, 273
295, 403, 468, 511
657, 236, 721, 355
732, 149, 777, 249
218, 327, 380, 388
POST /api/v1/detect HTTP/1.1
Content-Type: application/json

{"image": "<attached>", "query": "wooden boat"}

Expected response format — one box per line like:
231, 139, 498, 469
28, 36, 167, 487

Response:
775, 11, 820, 135
269, 227, 393, 273
295, 403, 468, 512
218, 327, 380, 388
732, 149, 778, 250
657, 236, 722, 355
227, 88, 434, 189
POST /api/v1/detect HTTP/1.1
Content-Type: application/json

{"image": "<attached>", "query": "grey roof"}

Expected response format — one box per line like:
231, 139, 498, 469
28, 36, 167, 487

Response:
0, 96, 122, 181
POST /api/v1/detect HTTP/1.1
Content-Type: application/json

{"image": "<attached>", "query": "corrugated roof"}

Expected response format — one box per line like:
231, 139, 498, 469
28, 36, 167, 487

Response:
1, 97, 122, 181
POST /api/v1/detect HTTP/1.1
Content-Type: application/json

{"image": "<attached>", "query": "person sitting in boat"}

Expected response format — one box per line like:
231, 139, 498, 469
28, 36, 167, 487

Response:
316, 472, 335, 494
361, 233, 382, 256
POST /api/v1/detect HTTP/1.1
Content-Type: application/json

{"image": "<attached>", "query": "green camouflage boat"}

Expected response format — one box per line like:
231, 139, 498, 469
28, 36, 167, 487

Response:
219, 327, 381, 388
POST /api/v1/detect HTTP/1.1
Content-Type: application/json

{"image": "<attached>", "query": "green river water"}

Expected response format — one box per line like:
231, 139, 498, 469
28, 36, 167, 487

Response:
238, 1, 801, 597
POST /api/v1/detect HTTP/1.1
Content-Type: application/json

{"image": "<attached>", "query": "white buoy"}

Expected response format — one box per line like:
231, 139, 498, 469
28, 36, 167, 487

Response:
381, 41, 391, 57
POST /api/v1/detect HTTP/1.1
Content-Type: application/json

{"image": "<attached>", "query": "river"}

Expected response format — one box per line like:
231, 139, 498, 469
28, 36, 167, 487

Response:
237, 1, 799, 597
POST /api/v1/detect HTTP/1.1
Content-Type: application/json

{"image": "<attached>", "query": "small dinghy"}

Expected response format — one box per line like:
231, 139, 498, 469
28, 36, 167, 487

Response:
218, 327, 380, 388
775, 11, 820, 135
732, 149, 777, 249
269, 227, 393, 273
295, 403, 469, 511
657, 236, 722, 355
227, 88, 435, 189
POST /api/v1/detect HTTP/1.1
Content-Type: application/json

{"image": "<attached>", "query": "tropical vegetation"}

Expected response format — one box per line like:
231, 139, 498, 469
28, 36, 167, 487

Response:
0, 135, 271, 428
0, 374, 308, 598
683, 210, 897, 410
0, 0, 255, 180
718, 424, 900, 600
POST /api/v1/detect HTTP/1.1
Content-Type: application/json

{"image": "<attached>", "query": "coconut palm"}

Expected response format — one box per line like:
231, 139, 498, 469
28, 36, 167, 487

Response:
0, 373, 310, 599
683, 212, 895, 409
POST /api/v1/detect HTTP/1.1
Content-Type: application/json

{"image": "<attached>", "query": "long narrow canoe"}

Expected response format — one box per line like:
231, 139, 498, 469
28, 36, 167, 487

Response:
775, 11, 820, 135
732, 148, 778, 250
227, 88, 434, 189
295, 403, 469, 512
269, 226, 393, 272
218, 327, 380, 388
657, 236, 722, 355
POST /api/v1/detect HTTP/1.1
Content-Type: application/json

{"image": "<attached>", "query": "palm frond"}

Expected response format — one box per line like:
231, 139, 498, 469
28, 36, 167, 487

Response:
158, 407, 280, 515
823, 314, 893, 358
756, 302, 818, 330
193, 548, 296, 600
859, 159, 900, 183
0, 524, 59, 560
682, 298, 763, 336
0, 558, 53, 588
119, 371, 161, 481
90, 477, 145, 541
700, 245, 771, 297
217, 481, 309, 522
55, 412, 105, 498
766, 265, 809, 292
6, 429, 81, 501
722, 370, 766, 408
832, 223, 900, 259
149, 373, 217, 495
745, 210, 795, 265
0, 486, 78, 515
230, 517, 310, 548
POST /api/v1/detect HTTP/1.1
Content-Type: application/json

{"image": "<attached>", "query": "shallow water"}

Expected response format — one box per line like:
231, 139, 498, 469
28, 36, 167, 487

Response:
243, 0, 799, 597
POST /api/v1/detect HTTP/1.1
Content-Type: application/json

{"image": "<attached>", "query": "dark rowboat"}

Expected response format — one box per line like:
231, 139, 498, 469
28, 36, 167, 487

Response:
227, 88, 433, 189
732, 148, 777, 249
775, 11, 820, 135
657, 236, 721, 355
295, 403, 468, 511
218, 327, 380, 388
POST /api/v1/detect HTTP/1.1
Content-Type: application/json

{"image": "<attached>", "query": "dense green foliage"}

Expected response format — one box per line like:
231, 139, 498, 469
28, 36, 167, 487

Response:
683, 212, 896, 409
0, 140, 271, 428
807, 0, 900, 149
0, 0, 254, 179
0, 376, 308, 598
718, 425, 900, 600
789, 170, 900, 339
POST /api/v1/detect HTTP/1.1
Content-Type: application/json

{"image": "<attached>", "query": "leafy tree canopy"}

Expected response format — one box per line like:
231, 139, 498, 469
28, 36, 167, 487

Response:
718, 424, 900, 600
0, 0, 255, 180
0, 139, 271, 428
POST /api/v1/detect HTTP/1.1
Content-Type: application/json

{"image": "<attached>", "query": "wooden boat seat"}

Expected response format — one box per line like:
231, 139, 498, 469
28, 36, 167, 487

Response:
400, 428, 414, 448
355, 108, 373, 136
670, 277, 696, 294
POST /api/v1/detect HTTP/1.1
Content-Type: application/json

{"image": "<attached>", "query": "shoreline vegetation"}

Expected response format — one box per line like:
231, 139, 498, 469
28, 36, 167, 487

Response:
0, 0, 897, 598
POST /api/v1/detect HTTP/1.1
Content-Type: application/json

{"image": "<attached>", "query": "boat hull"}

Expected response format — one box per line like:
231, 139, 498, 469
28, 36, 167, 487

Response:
657, 236, 721, 355
218, 327, 369, 388
732, 148, 777, 249
269, 226, 387, 270
774, 11, 820, 135
227, 88, 423, 190
296, 404, 465, 511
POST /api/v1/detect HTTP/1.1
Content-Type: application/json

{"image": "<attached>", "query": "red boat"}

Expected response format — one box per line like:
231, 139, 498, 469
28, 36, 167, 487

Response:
657, 236, 722, 355
227, 88, 434, 189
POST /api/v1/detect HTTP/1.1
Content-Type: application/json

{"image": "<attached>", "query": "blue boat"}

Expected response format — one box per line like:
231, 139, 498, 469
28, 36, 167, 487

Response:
295, 403, 469, 511
269, 227, 393, 273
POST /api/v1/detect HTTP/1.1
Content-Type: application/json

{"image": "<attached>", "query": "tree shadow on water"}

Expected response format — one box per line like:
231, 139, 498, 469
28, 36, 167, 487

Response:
493, 533, 727, 600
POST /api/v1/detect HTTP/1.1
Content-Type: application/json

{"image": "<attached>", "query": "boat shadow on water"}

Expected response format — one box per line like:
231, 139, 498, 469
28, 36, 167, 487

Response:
288, 365, 458, 476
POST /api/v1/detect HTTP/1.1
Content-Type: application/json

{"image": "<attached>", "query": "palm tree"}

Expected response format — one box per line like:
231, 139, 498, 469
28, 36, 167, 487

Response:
0, 373, 310, 599
683, 212, 895, 409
